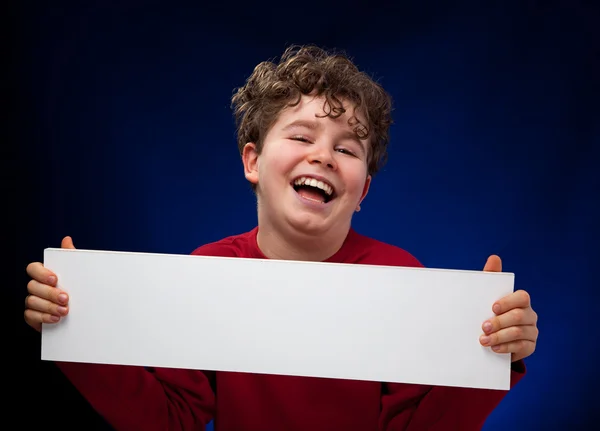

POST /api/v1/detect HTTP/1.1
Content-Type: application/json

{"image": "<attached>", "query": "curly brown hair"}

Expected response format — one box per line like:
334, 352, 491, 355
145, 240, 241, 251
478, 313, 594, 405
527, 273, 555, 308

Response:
231, 45, 393, 177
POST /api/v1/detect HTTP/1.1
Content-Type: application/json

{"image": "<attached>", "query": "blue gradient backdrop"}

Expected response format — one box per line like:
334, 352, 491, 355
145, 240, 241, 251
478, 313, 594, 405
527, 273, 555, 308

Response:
13, 1, 598, 430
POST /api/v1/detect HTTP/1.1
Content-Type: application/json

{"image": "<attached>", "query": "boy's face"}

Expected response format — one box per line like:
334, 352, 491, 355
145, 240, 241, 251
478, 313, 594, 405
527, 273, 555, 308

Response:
242, 94, 371, 237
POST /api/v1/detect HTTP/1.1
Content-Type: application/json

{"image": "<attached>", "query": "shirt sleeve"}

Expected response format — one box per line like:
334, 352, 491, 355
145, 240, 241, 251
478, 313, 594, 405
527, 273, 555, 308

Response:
374, 248, 527, 430
56, 362, 215, 430
53, 242, 233, 430
379, 361, 526, 430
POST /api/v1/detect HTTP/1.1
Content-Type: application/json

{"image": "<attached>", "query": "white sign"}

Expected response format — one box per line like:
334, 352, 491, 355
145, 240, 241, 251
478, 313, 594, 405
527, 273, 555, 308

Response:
41, 248, 514, 390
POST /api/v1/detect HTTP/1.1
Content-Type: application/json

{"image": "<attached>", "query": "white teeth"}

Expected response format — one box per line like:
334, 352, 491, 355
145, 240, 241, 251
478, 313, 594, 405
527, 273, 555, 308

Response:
293, 176, 333, 196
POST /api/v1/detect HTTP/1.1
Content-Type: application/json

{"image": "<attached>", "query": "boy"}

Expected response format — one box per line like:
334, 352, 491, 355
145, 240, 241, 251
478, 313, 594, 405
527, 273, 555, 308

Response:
24, 45, 539, 430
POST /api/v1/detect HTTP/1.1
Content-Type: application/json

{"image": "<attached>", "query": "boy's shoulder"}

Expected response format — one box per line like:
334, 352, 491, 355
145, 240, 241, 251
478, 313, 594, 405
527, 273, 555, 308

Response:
342, 228, 424, 268
190, 227, 261, 258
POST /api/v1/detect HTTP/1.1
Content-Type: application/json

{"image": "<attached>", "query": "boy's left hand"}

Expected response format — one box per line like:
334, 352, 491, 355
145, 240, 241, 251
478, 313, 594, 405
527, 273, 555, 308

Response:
479, 255, 538, 362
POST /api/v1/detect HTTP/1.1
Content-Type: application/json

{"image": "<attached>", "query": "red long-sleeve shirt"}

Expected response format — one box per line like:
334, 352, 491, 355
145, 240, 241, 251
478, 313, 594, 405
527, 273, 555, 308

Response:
56, 227, 525, 430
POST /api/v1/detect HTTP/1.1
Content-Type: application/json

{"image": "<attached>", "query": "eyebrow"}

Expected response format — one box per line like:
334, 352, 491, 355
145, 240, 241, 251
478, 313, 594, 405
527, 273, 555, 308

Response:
281, 119, 322, 132
281, 119, 366, 154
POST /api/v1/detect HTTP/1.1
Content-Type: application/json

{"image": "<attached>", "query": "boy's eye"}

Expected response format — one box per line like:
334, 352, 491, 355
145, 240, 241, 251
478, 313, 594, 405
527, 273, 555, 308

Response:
290, 136, 358, 158
336, 148, 356, 157
290, 135, 311, 143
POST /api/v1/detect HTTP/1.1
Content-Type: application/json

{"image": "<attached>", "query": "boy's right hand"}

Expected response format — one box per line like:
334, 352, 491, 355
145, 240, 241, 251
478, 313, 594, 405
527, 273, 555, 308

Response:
24, 236, 75, 332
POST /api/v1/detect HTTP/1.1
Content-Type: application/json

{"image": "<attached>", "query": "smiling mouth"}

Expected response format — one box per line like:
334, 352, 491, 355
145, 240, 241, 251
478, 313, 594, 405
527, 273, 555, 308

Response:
292, 176, 336, 204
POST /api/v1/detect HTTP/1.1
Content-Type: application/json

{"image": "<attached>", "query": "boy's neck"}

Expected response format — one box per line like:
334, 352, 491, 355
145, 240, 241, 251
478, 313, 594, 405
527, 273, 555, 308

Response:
256, 224, 349, 262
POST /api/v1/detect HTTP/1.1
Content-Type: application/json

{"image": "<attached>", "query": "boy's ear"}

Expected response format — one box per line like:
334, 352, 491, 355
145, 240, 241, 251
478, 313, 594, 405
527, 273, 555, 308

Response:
356, 175, 372, 212
242, 142, 259, 185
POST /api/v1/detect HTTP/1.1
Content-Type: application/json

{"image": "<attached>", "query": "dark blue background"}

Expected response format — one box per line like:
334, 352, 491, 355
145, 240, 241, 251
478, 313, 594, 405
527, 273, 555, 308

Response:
12, 1, 599, 429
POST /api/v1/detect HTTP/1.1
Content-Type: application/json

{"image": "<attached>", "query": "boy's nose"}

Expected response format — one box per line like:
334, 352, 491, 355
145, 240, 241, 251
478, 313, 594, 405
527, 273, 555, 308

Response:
307, 147, 337, 170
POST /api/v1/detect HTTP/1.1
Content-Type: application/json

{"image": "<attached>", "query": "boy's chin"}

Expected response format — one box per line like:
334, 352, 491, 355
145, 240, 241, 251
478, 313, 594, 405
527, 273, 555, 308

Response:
284, 211, 349, 236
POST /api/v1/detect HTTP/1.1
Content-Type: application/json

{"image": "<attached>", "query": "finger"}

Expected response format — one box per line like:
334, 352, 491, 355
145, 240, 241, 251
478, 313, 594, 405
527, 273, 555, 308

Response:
483, 255, 502, 272
62, 236, 76, 249
26, 262, 58, 287
25, 294, 69, 317
488, 339, 536, 362
24, 309, 61, 332
27, 279, 69, 305
479, 325, 539, 347
483, 306, 537, 333
492, 289, 532, 315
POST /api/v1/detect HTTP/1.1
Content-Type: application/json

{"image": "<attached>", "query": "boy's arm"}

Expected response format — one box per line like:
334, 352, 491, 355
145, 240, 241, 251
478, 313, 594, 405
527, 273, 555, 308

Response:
379, 362, 526, 430
370, 247, 534, 429
56, 362, 215, 431
51, 241, 238, 430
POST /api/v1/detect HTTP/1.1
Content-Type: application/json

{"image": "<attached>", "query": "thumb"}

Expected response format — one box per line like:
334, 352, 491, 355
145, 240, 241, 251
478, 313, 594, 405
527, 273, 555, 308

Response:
61, 236, 76, 249
483, 254, 502, 272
